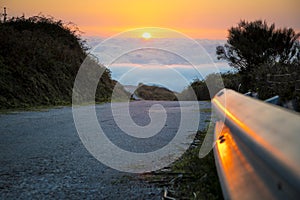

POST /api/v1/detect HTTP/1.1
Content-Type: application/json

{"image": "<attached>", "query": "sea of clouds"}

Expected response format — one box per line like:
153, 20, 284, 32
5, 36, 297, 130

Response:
84, 37, 233, 92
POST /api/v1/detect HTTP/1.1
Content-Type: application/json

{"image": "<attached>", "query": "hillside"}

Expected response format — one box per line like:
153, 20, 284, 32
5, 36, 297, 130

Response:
0, 16, 129, 109
135, 84, 178, 101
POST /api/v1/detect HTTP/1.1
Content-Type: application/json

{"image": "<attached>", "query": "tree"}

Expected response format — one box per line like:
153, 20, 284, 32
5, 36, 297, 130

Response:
216, 20, 300, 91
179, 72, 241, 101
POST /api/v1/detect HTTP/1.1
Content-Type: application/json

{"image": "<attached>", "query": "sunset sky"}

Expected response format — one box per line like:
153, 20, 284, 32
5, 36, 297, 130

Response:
2, 0, 300, 39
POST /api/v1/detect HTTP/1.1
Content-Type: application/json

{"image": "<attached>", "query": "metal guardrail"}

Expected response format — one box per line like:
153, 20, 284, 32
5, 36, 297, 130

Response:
212, 89, 300, 200
264, 95, 279, 105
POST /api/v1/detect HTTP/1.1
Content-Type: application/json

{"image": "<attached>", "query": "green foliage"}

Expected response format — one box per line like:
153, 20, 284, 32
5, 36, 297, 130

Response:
216, 20, 300, 92
0, 16, 127, 109
217, 20, 300, 71
181, 79, 210, 101
143, 130, 223, 199
171, 132, 222, 199
253, 62, 300, 102
180, 72, 241, 100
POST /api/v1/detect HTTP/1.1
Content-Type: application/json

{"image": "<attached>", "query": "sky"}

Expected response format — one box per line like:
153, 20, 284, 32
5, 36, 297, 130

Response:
2, 0, 300, 39
86, 37, 233, 92
2, 0, 299, 91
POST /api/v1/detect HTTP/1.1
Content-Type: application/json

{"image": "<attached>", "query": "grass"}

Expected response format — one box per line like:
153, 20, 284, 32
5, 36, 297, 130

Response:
141, 130, 223, 199
0, 99, 115, 114
0, 103, 69, 114
200, 108, 212, 113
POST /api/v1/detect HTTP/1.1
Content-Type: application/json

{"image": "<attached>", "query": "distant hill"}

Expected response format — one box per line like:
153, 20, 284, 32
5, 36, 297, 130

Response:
135, 84, 178, 101
0, 16, 129, 109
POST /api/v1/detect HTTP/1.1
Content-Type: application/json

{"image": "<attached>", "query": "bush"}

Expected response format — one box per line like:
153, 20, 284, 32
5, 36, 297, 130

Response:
0, 16, 128, 109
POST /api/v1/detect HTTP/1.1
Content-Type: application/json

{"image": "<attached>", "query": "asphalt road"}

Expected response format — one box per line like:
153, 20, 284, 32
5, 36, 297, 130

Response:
0, 101, 211, 199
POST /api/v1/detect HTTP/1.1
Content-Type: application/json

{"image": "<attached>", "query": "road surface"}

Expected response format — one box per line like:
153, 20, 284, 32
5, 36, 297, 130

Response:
0, 101, 211, 199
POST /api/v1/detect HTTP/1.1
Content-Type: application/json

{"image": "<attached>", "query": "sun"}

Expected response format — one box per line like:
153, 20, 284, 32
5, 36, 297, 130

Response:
142, 32, 152, 39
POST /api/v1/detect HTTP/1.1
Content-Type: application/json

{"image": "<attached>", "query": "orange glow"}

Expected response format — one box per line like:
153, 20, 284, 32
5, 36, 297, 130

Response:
214, 121, 272, 199
215, 122, 245, 168
212, 98, 271, 151
4, 0, 300, 39
212, 98, 287, 164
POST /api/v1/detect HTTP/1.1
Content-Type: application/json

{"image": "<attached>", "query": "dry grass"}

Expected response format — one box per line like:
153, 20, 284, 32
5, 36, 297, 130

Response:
141, 130, 223, 200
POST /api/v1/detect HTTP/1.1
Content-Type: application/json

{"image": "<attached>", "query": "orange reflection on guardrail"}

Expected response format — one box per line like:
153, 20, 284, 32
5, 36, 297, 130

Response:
214, 121, 273, 199
212, 98, 277, 158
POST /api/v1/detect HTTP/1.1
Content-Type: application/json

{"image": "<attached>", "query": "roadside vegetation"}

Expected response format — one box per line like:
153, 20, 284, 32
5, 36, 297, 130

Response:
141, 130, 222, 200
0, 16, 129, 110
179, 72, 241, 101
183, 20, 300, 110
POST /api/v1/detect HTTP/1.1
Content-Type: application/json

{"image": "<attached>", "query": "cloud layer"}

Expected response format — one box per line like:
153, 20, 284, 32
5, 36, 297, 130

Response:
85, 37, 233, 92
